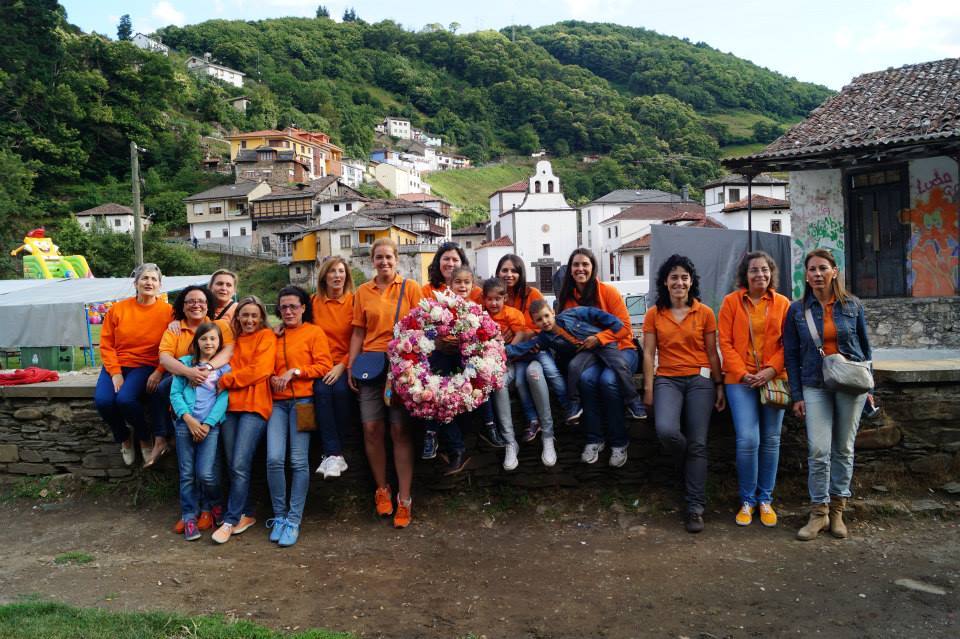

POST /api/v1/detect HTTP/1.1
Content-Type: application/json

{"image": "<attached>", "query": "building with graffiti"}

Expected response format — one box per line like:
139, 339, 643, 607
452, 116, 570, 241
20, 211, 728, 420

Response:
723, 57, 959, 348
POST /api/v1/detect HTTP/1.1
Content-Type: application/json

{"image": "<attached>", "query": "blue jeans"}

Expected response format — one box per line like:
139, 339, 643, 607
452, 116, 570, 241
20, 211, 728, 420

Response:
580, 349, 639, 449
514, 352, 569, 425
802, 386, 867, 503
314, 375, 353, 456
221, 412, 266, 526
266, 398, 312, 526
153, 374, 174, 438
726, 383, 785, 506
94, 366, 164, 444
424, 351, 465, 453
174, 418, 222, 521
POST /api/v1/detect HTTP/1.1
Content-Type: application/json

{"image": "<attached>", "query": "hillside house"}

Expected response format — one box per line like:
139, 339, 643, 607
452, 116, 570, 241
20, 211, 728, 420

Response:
131, 33, 169, 55
436, 152, 471, 170
228, 128, 343, 184
340, 158, 367, 188
362, 200, 451, 243
452, 222, 488, 268
186, 54, 245, 88
373, 161, 429, 196
477, 161, 577, 291
398, 192, 452, 218
379, 117, 411, 139
228, 96, 251, 113
724, 57, 960, 309
183, 181, 271, 250
75, 203, 150, 234
703, 173, 790, 234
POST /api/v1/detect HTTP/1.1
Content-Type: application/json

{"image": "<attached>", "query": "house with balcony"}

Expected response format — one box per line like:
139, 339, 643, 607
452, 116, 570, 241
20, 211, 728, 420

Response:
362, 200, 450, 243
75, 203, 150, 234
186, 54, 245, 88
340, 158, 367, 188
131, 33, 169, 55
398, 192, 452, 218
436, 152, 471, 170
183, 181, 271, 250
227, 127, 343, 185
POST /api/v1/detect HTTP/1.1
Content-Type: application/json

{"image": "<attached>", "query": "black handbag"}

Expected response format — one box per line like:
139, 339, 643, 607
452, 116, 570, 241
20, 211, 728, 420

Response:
352, 279, 406, 385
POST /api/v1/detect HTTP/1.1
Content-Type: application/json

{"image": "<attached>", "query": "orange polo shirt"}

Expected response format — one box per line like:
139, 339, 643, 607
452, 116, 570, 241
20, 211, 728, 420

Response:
213, 301, 236, 323
421, 282, 483, 305
159, 319, 234, 361
506, 286, 545, 331
642, 299, 717, 377
273, 322, 333, 399
219, 328, 276, 420
311, 291, 354, 367
99, 297, 174, 375
822, 300, 839, 355
488, 306, 527, 337
562, 281, 634, 350
352, 274, 423, 352
717, 288, 790, 384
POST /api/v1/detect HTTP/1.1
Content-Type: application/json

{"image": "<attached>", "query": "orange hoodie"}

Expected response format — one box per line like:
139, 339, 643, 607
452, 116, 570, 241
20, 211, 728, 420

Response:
717, 288, 790, 385
562, 281, 635, 350
219, 328, 276, 420
273, 323, 333, 399
99, 297, 174, 375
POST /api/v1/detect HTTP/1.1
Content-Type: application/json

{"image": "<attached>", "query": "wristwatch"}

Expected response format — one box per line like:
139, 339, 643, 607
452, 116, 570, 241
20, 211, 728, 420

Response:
293, 368, 301, 377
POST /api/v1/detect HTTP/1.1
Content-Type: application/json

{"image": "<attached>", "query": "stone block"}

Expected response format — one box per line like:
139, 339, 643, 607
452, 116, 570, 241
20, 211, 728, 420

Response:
7, 462, 56, 475
856, 423, 901, 450
44, 451, 81, 463
107, 468, 133, 478
18, 448, 43, 463
48, 404, 73, 422
909, 453, 953, 475
82, 452, 125, 470
0, 444, 18, 462
13, 407, 44, 421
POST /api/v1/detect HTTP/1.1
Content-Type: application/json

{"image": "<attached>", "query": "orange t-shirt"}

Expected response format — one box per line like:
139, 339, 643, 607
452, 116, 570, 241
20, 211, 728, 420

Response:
273, 323, 333, 399
642, 299, 717, 377
159, 319, 234, 361
219, 328, 276, 420
506, 286, 545, 331
213, 301, 237, 323
562, 281, 634, 350
821, 301, 839, 355
99, 297, 174, 375
488, 306, 527, 337
352, 274, 423, 352
311, 292, 354, 367
422, 282, 483, 305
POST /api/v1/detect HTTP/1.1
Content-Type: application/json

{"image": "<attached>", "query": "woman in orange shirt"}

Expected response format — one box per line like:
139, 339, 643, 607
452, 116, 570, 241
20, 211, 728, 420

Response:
208, 269, 238, 322
718, 251, 791, 528
642, 254, 724, 534
349, 238, 422, 528
95, 263, 172, 467
421, 241, 483, 304
211, 296, 276, 545
266, 285, 333, 547
310, 257, 355, 479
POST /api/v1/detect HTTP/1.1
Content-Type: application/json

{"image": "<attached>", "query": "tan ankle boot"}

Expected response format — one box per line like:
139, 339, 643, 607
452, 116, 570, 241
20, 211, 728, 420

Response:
796, 503, 829, 541
829, 498, 848, 539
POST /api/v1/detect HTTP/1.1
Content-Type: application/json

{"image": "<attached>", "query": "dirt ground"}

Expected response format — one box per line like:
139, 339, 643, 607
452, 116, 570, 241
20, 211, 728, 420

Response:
0, 479, 957, 639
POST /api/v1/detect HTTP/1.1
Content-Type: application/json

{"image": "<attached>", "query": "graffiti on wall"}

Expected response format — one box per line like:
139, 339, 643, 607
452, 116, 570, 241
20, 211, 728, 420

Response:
792, 216, 845, 297
789, 171, 846, 298
902, 185, 959, 297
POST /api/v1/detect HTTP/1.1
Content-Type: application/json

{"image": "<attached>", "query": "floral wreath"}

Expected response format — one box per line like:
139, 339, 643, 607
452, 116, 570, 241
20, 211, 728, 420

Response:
388, 293, 506, 424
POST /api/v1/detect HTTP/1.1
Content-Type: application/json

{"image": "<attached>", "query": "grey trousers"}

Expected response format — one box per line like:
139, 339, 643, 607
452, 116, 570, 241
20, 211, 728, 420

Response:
653, 374, 715, 514
567, 344, 639, 404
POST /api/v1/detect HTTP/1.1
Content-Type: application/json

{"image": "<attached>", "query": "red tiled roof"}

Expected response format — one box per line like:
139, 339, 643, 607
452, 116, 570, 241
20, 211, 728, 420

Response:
604, 202, 705, 223
689, 217, 727, 229
398, 193, 448, 204
616, 234, 651, 251
489, 179, 529, 197
722, 194, 789, 213
479, 236, 514, 248
662, 211, 727, 228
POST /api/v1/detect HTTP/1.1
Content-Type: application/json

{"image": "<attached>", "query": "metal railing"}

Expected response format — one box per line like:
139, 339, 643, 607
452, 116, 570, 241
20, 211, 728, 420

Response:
165, 238, 278, 260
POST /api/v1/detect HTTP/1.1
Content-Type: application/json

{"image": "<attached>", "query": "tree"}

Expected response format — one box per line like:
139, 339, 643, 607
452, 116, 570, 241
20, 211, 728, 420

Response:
315, 5, 329, 18
117, 14, 132, 41
448, 22, 461, 34
342, 8, 358, 22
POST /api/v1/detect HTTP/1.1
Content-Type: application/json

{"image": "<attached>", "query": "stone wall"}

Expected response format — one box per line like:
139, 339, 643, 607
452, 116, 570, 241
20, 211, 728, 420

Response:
862, 297, 960, 348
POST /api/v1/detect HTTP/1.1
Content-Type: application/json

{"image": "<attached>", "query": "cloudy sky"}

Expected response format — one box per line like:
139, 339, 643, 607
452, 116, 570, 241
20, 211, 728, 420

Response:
61, 0, 960, 90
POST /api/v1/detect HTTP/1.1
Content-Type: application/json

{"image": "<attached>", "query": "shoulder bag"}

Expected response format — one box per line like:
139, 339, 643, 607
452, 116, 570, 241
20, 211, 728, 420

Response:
742, 299, 791, 408
352, 279, 406, 385
804, 306, 873, 393
282, 331, 316, 432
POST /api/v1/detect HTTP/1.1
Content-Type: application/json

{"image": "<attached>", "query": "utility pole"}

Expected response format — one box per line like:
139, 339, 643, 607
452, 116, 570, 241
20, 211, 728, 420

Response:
130, 141, 144, 266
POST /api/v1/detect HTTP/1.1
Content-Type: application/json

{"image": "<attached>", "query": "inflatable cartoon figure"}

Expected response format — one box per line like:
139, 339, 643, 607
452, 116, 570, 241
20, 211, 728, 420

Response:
10, 228, 93, 279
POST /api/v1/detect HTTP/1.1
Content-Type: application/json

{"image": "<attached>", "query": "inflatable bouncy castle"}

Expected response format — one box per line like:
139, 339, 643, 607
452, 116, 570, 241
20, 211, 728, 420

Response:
10, 228, 93, 279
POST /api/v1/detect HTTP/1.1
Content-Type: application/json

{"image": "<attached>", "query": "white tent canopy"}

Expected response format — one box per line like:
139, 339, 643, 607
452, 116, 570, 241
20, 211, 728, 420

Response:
0, 276, 211, 347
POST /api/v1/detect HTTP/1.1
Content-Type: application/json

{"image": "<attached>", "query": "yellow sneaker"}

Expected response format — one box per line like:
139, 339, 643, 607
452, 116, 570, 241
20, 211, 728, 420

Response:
735, 502, 754, 526
759, 502, 777, 527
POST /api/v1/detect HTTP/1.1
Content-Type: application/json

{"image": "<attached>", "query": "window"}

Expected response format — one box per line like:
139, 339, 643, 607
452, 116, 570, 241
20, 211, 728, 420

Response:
465, 241, 472, 248
607, 227, 612, 238
205, 230, 211, 239
543, 243, 550, 256
340, 235, 351, 249
210, 206, 222, 215
346, 203, 352, 211
364, 233, 374, 244
262, 236, 271, 251
114, 219, 121, 227
241, 141, 247, 149
587, 210, 591, 225
770, 219, 782, 233
547, 181, 554, 193
587, 230, 591, 247
222, 228, 229, 237
534, 181, 541, 193
295, 267, 302, 275
634, 255, 644, 276
717, 190, 725, 204
334, 204, 340, 212
240, 227, 247, 236
729, 188, 741, 202
614, 226, 619, 238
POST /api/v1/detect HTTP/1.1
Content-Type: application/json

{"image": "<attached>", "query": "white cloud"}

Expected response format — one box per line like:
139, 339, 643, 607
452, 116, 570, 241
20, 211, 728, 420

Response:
563, 0, 634, 20
152, 1, 186, 27
831, 0, 960, 58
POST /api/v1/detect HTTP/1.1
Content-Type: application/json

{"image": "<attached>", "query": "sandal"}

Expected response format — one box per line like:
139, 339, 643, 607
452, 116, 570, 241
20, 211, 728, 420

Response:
142, 443, 169, 469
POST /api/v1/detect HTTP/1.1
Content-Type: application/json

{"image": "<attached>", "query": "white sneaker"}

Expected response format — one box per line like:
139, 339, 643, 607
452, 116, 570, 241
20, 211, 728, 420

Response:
120, 444, 135, 466
609, 445, 628, 468
503, 442, 519, 471
541, 437, 557, 467
581, 442, 606, 464
326, 455, 347, 478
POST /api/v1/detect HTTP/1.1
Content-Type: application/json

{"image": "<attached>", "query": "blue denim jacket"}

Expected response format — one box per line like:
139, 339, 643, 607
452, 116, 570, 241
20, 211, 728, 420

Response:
783, 293, 872, 400
506, 307, 622, 359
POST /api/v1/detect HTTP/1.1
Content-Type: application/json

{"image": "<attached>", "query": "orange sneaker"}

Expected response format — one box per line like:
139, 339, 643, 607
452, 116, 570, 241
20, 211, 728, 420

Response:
393, 498, 412, 529
758, 502, 778, 527
374, 486, 393, 517
173, 519, 185, 534
233, 515, 257, 535
197, 510, 214, 531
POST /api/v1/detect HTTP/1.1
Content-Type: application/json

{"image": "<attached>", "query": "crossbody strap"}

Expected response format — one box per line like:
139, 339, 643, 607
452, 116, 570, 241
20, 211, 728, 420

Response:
803, 306, 827, 357
741, 298, 763, 371
214, 300, 235, 321
393, 279, 407, 323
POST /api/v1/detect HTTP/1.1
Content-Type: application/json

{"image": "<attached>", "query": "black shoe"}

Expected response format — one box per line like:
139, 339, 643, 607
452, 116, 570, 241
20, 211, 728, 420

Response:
442, 450, 470, 476
685, 511, 704, 534
521, 420, 541, 443
477, 423, 507, 449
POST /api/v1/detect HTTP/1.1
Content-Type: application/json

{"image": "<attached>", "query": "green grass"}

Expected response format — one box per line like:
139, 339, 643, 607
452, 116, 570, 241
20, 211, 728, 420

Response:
53, 551, 93, 566
425, 162, 532, 210
703, 109, 790, 139
0, 476, 61, 503
720, 142, 769, 159
0, 601, 353, 639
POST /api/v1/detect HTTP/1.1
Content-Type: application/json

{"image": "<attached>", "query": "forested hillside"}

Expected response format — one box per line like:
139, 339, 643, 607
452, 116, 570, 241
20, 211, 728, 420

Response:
0, 2, 833, 275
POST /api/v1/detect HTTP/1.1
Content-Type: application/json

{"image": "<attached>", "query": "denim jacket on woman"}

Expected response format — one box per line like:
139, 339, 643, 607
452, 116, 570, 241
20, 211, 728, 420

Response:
783, 292, 872, 401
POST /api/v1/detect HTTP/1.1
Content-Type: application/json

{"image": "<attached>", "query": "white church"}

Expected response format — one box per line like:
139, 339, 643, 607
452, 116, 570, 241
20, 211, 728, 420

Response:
475, 160, 578, 293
